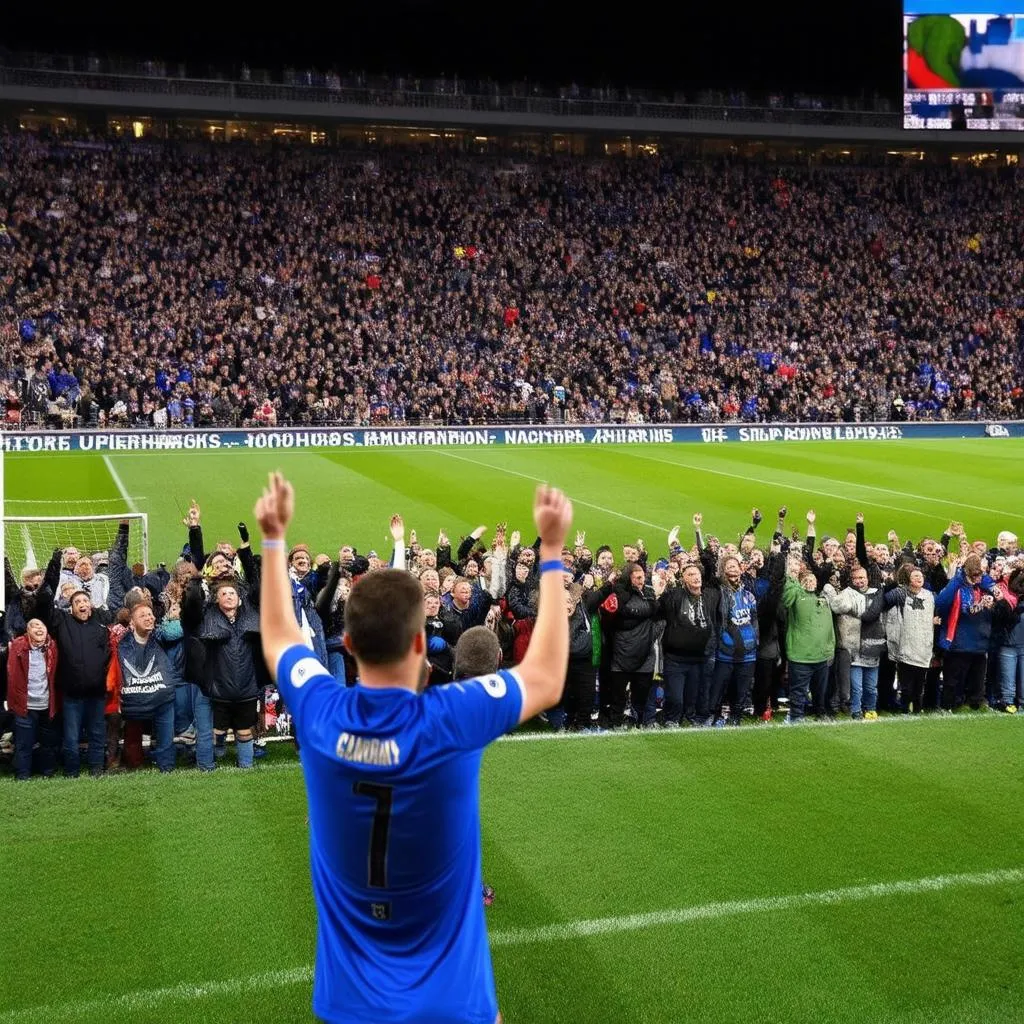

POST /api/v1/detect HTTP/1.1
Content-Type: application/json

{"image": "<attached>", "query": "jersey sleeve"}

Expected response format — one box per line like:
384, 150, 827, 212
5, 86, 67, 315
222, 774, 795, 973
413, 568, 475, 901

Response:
423, 669, 525, 752
275, 643, 337, 722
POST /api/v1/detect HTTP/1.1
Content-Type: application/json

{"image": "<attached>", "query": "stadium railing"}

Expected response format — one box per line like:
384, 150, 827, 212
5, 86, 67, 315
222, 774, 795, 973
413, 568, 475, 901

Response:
0, 66, 903, 130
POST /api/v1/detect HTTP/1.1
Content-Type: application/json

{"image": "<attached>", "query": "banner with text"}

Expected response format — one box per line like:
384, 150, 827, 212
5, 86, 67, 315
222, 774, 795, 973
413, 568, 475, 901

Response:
3, 421, 1022, 453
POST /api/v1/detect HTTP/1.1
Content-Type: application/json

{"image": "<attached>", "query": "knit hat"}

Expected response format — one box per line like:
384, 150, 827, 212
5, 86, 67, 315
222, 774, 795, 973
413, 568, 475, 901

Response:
288, 543, 311, 564
92, 551, 110, 569
124, 587, 153, 611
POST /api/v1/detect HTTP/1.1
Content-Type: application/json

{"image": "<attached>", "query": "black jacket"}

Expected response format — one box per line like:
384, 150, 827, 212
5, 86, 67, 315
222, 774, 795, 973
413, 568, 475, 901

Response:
657, 587, 718, 661
182, 580, 267, 701
48, 606, 114, 699
608, 583, 658, 672
569, 604, 595, 661
315, 562, 346, 646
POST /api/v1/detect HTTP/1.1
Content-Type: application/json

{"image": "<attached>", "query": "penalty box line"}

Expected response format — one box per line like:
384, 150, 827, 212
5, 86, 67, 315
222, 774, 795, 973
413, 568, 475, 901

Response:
3, 867, 1022, 1022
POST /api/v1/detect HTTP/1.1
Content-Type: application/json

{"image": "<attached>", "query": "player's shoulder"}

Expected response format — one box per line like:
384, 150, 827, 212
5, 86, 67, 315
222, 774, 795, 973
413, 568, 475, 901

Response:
423, 668, 526, 709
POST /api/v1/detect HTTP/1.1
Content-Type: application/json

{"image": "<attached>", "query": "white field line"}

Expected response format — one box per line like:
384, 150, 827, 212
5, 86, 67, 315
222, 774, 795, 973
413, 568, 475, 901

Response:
626, 451, 1021, 520
101, 455, 138, 513
20, 524, 37, 572
3, 867, 1021, 1022
430, 449, 670, 531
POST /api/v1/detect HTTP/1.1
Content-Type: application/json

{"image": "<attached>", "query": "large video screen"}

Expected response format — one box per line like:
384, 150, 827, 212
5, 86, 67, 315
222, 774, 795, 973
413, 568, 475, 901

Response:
904, 2, 1024, 128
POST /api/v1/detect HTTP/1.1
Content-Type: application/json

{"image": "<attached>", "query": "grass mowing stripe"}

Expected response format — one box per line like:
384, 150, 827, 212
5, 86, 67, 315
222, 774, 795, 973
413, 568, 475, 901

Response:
429, 449, 670, 530
4, 868, 1020, 1023
101, 455, 138, 513
0, 967, 313, 1024
488, 867, 1024, 946
624, 451, 941, 519
629, 448, 1023, 520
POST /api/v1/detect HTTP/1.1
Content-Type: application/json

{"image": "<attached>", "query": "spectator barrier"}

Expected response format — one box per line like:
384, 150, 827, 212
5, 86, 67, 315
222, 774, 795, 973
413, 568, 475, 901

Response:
2, 421, 1022, 453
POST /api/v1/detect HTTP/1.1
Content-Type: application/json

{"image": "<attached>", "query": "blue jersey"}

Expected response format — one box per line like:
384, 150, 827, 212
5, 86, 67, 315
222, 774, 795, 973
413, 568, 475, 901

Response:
275, 644, 524, 1024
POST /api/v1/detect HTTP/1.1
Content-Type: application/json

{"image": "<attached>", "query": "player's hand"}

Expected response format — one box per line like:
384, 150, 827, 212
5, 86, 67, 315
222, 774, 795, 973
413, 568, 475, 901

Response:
254, 473, 294, 540
534, 485, 573, 548
389, 515, 405, 541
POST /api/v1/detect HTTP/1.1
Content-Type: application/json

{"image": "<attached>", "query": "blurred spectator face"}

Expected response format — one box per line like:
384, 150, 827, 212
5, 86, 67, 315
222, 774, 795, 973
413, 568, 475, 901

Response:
722, 557, 742, 587
424, 592, 440, 617
799, 570, 818, 593
629, 567, 645, 589
464, 561, 479, 579
561, 549, 574, 569
972, 541, 988, 558
336, 577, 352, 602
922, 542, 941, 565
682, 565, 702, 595
441, 574, 456, 596
71, 593, 92, 621
339, 546, 355, 566
132, 603, 156, 636
519, 549, 536, 568
514, 563, 530, 584
851, 568, 869, 592
216, 584, 239, 615
420, 569, 440, 592
418, 549, 437, 569
216, 542, 236, 558
26, 618, 48, 646
63, 546, 80, 569
174, 559, 199, 584
597, 550, 614, 572
832, 551, 846, 571
452, 580, 472, 608
622, 545, 639, 563
873, 544, 891, 563
748, 550, 764, 571
992, 556, 1007, 580
21, 569, 43, 593
368, 556, 384, 572
74, 557, 94, 581
290, 550, 312, 576
909, 568, 925, 592
822, 539, 839, 559
209, 552, 232, 575
844, 532, 857, 558
739, 535, 755, 556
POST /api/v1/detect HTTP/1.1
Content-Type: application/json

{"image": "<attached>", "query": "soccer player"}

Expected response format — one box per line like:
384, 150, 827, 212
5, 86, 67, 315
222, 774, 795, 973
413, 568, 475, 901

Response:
254, 472, 572, 1024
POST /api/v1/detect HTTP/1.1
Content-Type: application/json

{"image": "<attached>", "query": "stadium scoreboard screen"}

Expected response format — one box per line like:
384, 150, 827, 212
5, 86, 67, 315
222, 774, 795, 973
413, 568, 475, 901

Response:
904, 1, 1024, 128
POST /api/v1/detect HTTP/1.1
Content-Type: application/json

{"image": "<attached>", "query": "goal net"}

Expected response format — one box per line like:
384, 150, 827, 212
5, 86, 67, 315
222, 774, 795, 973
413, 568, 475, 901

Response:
4, 512, 150, 581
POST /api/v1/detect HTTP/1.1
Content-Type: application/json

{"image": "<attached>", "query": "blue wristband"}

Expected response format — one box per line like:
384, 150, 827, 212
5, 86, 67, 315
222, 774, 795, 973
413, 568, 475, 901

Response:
539, 559, 564, 574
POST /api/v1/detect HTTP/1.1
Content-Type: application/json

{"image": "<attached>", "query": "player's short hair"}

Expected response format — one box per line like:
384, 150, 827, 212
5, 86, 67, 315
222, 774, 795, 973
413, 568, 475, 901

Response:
345, 569, 423, 665
453, 626, 501, 680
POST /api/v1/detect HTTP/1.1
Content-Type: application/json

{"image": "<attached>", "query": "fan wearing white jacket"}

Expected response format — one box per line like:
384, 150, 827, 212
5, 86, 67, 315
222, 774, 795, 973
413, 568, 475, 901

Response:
822, 567, 903, 719
883, 567, 936, 714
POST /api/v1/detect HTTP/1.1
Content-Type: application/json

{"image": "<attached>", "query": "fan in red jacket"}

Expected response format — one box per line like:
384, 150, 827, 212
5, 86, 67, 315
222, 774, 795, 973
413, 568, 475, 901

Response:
7, 618, 60, 781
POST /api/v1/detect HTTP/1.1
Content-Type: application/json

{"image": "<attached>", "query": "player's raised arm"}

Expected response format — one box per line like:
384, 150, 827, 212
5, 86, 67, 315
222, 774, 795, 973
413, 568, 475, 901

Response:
255, 472, 306, 676
514, 485, 574, 724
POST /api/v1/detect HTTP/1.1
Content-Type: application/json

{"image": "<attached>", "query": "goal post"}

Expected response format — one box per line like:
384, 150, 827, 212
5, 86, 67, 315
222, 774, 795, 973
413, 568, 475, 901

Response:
3, 513, 150, 581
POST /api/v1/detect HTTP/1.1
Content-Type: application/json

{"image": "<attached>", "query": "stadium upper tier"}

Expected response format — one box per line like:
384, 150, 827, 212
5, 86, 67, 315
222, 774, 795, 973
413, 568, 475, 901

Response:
1, 138, 1021, 428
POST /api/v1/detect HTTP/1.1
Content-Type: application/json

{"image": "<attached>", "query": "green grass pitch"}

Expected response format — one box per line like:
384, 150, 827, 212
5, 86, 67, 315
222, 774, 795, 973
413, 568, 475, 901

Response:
3, 439, 1024, 1023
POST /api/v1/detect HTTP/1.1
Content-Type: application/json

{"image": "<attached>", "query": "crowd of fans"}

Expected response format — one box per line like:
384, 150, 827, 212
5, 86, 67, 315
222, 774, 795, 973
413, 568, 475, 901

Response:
2, 135, 1023, 429
3, 500, 1023, 780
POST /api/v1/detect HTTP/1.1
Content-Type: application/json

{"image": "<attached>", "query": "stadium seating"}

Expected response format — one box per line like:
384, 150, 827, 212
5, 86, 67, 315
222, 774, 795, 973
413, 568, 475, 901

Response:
1, 136, 1022, 426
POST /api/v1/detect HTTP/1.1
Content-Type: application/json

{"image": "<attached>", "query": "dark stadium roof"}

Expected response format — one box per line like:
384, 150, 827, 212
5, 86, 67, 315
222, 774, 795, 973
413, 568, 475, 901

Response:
4, 0, 897, 97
